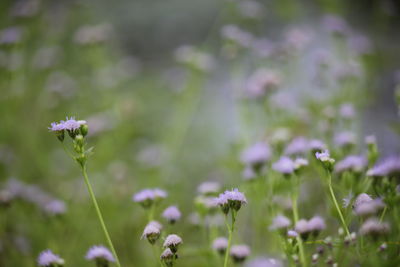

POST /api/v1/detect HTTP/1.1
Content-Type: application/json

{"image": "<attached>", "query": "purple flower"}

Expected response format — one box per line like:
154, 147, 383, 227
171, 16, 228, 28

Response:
85, 245, 115, 262
308, 216, 326, 233
44, 200, 67, 216
353, 193, 385, 216
308, 139, 327, 152
142, 222, 161, 244
240, 142, 271, 169
230, 244, 251, 263
48, 122, 65, 132
359, 218, 390, 236
335, 155, 367, 173
244, 69, 281, 98
212, 237, 228, 254
133, 188, 167, 208
272, 157, 295, 175
339, 103, 355, 119
334, 131, 356, 147
0, 26, 23, 45
197, 181, 221, 195
315, 150, 333, 162
322, 15, 349, 35
245, 257, 284, 267
215, 188, 247, 213
63, 117, 82, 131
284, 137, 309, 155
367, 156, 400, 178
163, 234, 183, 253
37, 250, 64, 267
269, 214, 291, 230
162, 206, 181, 224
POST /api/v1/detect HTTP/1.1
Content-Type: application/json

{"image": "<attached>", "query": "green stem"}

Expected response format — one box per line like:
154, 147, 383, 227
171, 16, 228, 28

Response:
223, 211, 236, 267
291, 176, 306, 267
379, 206, 387, 223
327, 172, 350, 237
81, 166, 122, 267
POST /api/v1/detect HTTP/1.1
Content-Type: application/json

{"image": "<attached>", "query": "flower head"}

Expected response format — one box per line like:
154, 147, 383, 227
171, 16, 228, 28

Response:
285, 137, 309, 155
215, 188, 247, 213
142, 222, 161, 245
197, 181, 221, 195
212, 237, 228, 255
359, 218, 390, 237
367, 156, 400, 178
230, 244, 251, 263
85, 245, 115, 263
133, 188, 167, 208
37, 250, 64, 267
163, 234, 183, 253
162, 206, 181, 224
240, 142, 271, 170
269, 214, 291, 231
315, 150, 335, 172
272, 157, 295, 175
308, 216, 326, 236
335, 155, 367, 174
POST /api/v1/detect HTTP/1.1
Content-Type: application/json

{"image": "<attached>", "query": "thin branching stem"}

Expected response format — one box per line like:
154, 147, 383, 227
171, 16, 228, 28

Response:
81, 165, 122, 267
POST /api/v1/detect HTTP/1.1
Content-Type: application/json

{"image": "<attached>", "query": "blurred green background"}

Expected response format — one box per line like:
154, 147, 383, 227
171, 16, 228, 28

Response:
1, 0, 400, 266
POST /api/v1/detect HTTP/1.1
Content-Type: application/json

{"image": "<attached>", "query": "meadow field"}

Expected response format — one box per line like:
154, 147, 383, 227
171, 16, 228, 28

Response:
1, 0, 400, 266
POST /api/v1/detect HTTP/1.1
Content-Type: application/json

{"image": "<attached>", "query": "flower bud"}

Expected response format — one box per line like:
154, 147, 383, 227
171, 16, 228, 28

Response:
80, 124, 89, 137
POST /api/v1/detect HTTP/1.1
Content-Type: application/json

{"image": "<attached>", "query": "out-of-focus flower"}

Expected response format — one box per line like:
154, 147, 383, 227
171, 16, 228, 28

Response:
240, 142, 271, 170
132, 188, 167, 208
10, 0, 40, 18
335, 155, 367, 174
85, 245, 115, 263
295, 219, 310, 239
339, 103, 355, 119
44, 200, 67, 216
367, 156, 400, 178
348, 34, 372, 55
245, 69, 281, 99
212, 237, 228, 255
334, 131, 356, 148
287, 230, 298, 238
269, 214, 291, 231
285, 137, 309, 155
285, 28, 312, 51
74, 24, 112, 45
359, 218, 390, 237
162, 206, 182, 224
353, 193, 385, 217
322, 15, 349, 36
272, 157, 295, 175
174, 45, 215, 72
308, 139, 327, 153
308, 216, 326, 236
37, 249, 64, 267
221, 25, 254, 48
0, 26, 23, 45
245, 256, 284, 267
230, 244, 251, 263
242, 166, 257, 181
197, 181, 221, 195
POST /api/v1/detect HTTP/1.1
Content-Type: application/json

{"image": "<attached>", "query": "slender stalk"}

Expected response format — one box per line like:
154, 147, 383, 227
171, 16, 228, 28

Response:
327, 172, 350, 236
223, 211, 236, 267
379, 206, 387, 223
291, 176, 306, 267
292, 196, 306, 266
81, 166, 122, 267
